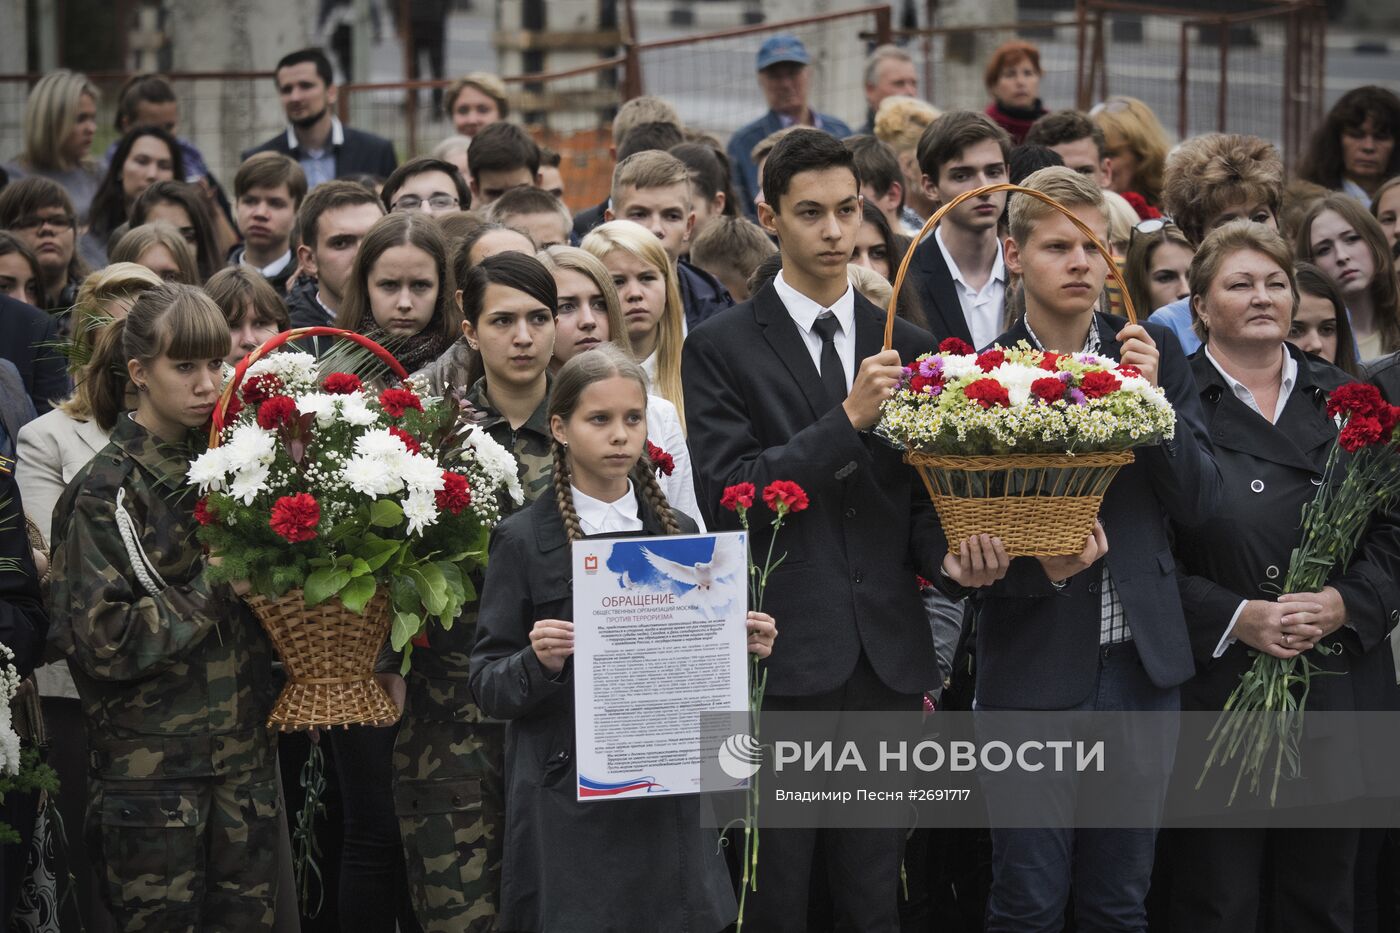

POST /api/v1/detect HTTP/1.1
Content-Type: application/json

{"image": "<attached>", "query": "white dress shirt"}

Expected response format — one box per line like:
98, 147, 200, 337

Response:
287, 116, 346, 190
245, 249, 293, 280
1203, 344, 1300, 657
772, 270, 856, 391
646, 394, 705, 531
573, 481, 645, 536
934, 227, 1006, 350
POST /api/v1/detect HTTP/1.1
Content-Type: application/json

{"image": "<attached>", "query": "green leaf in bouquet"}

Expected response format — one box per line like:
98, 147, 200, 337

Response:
305, 567, 351, 606
408, 564, 449, 616
369, 499, 404, 528
339, 574, 376, 613
348, 557, 372, 578
434, 562, 466, 629
391, 574, 420, 612
391, 610, 422, 651
356, 534, 401, 572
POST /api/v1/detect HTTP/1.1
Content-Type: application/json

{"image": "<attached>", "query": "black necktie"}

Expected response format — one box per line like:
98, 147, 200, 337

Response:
812, 313, 846, 407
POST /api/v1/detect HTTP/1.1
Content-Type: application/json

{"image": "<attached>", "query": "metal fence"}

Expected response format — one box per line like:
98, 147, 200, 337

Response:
0, 2, 1332, 211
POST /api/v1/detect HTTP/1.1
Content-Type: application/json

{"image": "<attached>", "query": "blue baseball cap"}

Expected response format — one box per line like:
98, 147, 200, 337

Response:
756, 34, 811, 72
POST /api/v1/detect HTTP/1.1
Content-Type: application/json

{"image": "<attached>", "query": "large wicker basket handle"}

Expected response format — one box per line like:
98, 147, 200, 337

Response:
210, 326, 410, 444
885, 182, 1137, 351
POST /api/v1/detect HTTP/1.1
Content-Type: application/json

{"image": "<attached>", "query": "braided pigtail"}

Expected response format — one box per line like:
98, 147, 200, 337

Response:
552, 440, 584, 542
632, 462, 682, 536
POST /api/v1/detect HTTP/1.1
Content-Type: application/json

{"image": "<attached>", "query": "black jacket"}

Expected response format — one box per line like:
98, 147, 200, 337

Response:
905, 232, 976, 344
469, 493, 735, 933
1174, 344, 1400, 805
570, 199, 608, 242
677, 258, 732, 330
0, 473, 47, 677
241, 125, 397, 180
0, 294, 67, 416
682, 282, 947, 697
968, 313, 1221, 709
1365, 350, 1400, 404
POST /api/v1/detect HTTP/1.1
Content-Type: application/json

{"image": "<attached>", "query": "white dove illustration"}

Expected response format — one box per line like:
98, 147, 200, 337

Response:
641, 541, 744, 621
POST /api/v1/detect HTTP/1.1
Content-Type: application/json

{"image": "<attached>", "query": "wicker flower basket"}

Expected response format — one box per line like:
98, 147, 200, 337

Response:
886, 183, 1141, 557
213, 326, 408, 730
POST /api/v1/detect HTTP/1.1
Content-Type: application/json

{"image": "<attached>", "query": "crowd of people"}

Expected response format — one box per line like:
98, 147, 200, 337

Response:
0, 29, 1399, 933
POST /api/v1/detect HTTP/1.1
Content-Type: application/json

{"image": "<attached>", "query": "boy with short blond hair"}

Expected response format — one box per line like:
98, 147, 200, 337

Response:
688, 214, 775, 302
606, 149, 732, 327
976, 165, 1219, 931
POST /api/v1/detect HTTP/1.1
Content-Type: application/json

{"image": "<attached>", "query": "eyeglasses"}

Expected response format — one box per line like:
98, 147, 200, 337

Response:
11, 213, 76, 232
1128, 217, 1176, 248
391, 194, 459, 212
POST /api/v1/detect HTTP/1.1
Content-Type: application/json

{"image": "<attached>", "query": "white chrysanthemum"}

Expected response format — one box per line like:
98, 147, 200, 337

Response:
403, 489, 439, 535
221, 424, 277, 475
338, 393, 379, 426
188, 446, 230, 493
987, 362, 1041, 407
294, 392, 341, 427
342, 454, 405, 496
245, 351, 318, 388
400, 453, 446, 493
464, 427, 524, 504
228, 464, 270, 505
355, 428, 411, 461
940, 354, 979, 381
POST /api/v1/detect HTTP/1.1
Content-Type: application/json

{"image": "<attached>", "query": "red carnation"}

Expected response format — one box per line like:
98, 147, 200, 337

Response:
1339, 415, 1385, 452
1326, 383, 1386, 421
1120, 190, 1161, 222
193, 497, 215, 526
1078, 370, 1122, 400
242, 373, 285, 406
939, 337, 975, 356
1031, 377, 1067, 403
763, 480, 809, 514
435, 471, 472, 514
916, 575, 935, 591
963, 378, 1011, 409
1118, 364, 1143, 379
222, 393, 243, 424
909, 374, 933, 394
975, 349, 1005, 373
646, 440, 675, 477
721, 483, 755, 512
256, 395, 298, 430
1381, 405, 1400, 439
379, 387, 423, 419
322, 372, 362, 395
269, 493, 320, 543
389, 426, 422, 455
1039, 352, 1063, 371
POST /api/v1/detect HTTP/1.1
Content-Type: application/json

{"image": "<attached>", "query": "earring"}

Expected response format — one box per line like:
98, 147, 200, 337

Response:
136, 383, 148, 392
466, 341, 478, 350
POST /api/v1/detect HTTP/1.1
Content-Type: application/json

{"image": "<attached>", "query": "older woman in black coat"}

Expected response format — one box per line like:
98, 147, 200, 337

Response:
1166, 221, 1400, 933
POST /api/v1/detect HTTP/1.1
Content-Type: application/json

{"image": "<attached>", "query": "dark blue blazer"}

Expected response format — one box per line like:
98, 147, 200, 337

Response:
0, 294, 67, 415
968, 313, 1221, 709
726, 110, 854, 220
241, 125, 398, 180
682, 282, 947, 697
905, 232, 975, 345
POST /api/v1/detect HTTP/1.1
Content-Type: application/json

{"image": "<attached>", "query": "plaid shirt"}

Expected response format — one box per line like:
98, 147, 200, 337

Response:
1022, 314, 1131, 646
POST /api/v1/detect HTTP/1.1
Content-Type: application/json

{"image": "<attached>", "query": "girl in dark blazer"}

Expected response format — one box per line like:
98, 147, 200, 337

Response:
469, 345, 777, 932
1167, 221, 1400, 933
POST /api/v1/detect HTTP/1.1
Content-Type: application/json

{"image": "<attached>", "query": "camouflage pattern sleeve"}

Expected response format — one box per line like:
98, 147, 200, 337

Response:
50, 488, 227, 683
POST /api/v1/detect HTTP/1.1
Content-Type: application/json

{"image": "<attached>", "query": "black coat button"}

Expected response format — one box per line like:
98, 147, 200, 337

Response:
853, 571, 863, 584
845, 507, 856, 519
1089, 582, 1100, 594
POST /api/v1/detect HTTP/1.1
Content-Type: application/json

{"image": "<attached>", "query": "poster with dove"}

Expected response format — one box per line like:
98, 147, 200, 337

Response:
572, 532, 749, 800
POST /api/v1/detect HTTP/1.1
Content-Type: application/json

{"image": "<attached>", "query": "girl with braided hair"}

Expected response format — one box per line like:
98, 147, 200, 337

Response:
469, 344, 776, 932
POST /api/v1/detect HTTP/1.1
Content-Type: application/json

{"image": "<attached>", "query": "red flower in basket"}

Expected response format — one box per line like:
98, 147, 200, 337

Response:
975, 349, 1005, 372
721, 483, 755, 511
1039, 352, 1063, 371
389, 426, 422, 455
222, 393, 243, 423
193, 497, 216, 526
1031, 377, 1067, 403
939, 337, 974, 355
1119, 190, 1161, 222
256, 396, 299, 430
435, 471, 472, 514
322, 372, 363, 395
379, 387, 423, 418
242, 373, 285, 406
964, 378, 1011, 409
269, 493, 320, 543
762, 480, 809, 515
1078, 370, 1122, 400
646, 440, 675, 477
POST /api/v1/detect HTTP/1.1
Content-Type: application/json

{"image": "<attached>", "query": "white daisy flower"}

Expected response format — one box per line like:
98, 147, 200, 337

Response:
228, 464, 270, 505
188, 446, 230, 493
403, 489, 439, 535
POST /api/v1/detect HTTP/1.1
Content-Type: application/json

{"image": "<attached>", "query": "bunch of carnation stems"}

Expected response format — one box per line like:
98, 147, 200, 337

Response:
1198, 418, 1400, 806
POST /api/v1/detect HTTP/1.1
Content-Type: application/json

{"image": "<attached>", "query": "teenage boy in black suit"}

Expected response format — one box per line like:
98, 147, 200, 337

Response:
972, 166, 1220, 931
683, 128, 1009, 932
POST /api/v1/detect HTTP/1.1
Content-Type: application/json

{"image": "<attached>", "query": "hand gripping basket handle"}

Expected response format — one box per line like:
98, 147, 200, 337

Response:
884, 182, 1138, 351
210, 326, 410, 444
